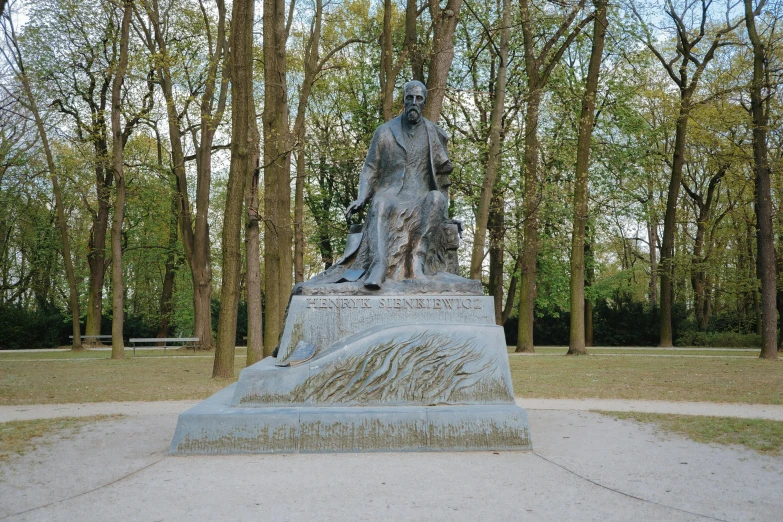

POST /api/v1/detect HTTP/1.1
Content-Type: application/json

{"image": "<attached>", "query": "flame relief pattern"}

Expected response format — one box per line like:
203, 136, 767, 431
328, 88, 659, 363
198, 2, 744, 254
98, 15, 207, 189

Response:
291, 332, 505, 405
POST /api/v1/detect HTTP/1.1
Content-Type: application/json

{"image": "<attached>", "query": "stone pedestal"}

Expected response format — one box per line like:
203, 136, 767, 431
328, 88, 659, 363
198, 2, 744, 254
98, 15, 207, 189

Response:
170, 295, 531, 454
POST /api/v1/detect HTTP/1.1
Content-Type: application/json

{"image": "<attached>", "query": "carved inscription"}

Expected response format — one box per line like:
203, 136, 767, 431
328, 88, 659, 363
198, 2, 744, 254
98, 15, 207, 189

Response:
305, 297, 483, 310
306, 297, 372, 309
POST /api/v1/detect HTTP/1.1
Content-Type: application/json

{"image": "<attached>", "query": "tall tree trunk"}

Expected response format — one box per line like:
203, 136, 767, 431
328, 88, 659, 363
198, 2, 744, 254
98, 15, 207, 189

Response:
110, 0, 133, 360
157, 197, 178, 339
683, 168, 724, 332
658, 105, 690, 346
691, 222, 708, 331
214, 0, 256, 377
488, 195, 505, 325
630, 1, 742, 347
777, 280, 783, 352
778, 250, 783, 352
746, 223, 762, 335
8, 22, 82, 350
422, 0, 463, 123
380, 0, 396, 121
647, 199, 659, 306
405, 0, 423, 82
516, 88, 541, 353
568, 0, 606, 355
192, 0, 229, 352
245, 103, 264, 366
85, 176, 110, 338
293, 3, 365, 283
264, 0, 293, 355
515, 0, 589, 353
501, 252, 522, 325
745, 0, 778, 360
294, 0, 323, 284
470, 0, 509, 282
585, 219, 595, 347
144, 0, 227, 351
585, 301, 594, 347
380, 0, 418, 121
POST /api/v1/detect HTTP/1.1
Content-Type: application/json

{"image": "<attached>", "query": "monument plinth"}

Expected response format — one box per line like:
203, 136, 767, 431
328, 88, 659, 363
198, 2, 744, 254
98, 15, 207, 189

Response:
170, 81, 531, 454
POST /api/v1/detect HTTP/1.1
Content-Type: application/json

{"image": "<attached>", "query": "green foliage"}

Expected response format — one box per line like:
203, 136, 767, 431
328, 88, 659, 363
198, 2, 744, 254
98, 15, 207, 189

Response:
676, 331, 763, 348
0, 0, 781, 353
0, 303, 69, 349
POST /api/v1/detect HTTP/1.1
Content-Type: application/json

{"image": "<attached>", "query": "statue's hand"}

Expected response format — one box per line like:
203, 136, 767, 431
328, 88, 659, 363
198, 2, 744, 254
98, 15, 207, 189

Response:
345, 198, 365, 220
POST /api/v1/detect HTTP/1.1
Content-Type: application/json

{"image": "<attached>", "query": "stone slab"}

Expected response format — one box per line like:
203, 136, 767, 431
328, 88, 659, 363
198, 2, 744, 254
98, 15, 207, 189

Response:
294, 272, 484, 296
233, 323, 515, 408
170, 384, 531, 455
277, 294, 496, 361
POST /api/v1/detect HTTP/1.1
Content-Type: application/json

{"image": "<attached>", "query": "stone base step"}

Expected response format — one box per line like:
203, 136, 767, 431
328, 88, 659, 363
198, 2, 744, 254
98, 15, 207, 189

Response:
170, 384, 531, 455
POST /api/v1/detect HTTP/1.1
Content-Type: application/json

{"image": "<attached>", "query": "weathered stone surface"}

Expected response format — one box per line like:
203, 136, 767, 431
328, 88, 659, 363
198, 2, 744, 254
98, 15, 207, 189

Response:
277, 294, 493, 361
170, 386, 299, 455
233, 323, 514, 408
170, 384, 531, 454
427, 405, 531, 451
298, 407, 429, 453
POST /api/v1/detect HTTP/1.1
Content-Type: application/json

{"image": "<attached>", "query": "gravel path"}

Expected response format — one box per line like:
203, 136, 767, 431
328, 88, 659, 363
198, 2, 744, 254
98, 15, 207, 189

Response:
2, 397, 782, 423
2, 408, 782, 521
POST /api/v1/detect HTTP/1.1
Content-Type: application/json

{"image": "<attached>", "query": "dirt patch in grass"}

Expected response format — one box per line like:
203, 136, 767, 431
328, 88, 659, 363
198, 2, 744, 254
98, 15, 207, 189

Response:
510, 355, 783, 404
599, 412, 783, 455
0, 415, 123, 461
0, 357, 245, 405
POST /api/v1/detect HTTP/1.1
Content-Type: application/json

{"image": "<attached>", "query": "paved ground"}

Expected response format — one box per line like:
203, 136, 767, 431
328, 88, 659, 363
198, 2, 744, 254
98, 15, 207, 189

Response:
1, 400, 782, 521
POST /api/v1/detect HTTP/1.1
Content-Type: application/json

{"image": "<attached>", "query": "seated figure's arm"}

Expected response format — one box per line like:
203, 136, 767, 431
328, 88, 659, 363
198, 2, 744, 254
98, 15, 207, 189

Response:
346, 129, 382, 219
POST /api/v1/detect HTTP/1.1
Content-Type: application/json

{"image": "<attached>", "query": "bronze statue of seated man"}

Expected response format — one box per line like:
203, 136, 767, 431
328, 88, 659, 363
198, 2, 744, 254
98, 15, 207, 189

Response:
344, 80, 456, 289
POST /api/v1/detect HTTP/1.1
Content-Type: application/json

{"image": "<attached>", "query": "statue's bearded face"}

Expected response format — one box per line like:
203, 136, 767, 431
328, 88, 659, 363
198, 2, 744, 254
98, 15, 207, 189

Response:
404, 85, 426, 124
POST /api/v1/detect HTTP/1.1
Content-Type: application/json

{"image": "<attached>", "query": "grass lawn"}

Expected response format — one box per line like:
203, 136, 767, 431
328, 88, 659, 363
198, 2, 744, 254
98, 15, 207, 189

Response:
510, 355, 783, 404
1, 347, 781, 406
0, 347, 248, 360
0, 415, 123, 461
0, 355, 244, 405
600, 412, 783, 455
508, 346, 759, 356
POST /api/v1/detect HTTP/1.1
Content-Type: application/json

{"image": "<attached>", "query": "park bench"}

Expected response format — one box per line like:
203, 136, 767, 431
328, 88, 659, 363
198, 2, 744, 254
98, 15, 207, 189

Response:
69, 334, 112, 347
128, 337, 201, 356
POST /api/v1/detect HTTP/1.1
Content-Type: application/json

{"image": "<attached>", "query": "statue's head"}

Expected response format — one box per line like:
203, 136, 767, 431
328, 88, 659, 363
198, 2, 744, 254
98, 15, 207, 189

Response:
403, 80, 426, 124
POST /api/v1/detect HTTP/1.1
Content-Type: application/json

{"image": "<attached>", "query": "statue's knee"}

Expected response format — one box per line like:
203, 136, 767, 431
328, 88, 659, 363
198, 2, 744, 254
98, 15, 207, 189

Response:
372, 195, 391, 212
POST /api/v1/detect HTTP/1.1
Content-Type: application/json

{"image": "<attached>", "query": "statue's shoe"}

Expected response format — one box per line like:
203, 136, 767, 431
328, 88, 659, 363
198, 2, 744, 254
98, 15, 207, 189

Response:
363, 266, 385, 289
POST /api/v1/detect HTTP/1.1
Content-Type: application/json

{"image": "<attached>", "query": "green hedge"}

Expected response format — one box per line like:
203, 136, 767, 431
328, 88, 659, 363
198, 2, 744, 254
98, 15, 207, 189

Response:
0, 304, 68, 349
675, 331, 763, 348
